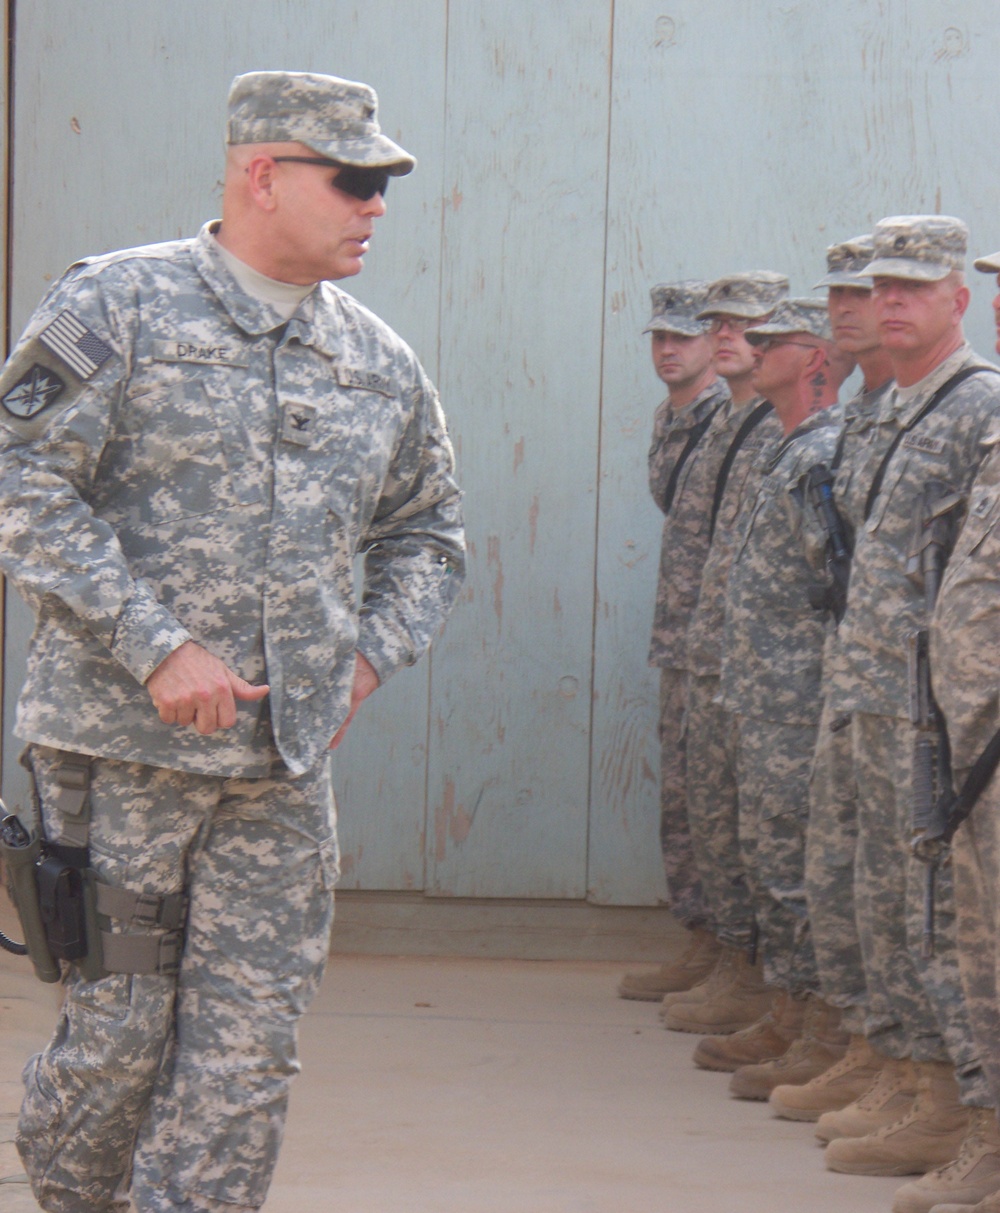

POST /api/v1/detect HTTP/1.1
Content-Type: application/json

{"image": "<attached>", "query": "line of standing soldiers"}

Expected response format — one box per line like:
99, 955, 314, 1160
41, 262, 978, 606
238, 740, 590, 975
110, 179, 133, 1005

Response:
620, 214, 1000, 1213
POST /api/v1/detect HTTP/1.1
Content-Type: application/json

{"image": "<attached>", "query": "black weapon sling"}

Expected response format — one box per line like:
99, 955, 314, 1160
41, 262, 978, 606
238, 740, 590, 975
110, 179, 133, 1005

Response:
708, 400, 774, 541
863, 367, 1000, 522
942, 730, 1000, 842
659, 398, 727, 515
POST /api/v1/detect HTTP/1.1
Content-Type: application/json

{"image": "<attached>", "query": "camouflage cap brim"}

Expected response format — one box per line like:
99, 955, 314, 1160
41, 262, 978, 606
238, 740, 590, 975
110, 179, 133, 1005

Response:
744, 298, 831, 343
299, 132, 415, 174
227, 70, 416, 175
696, 300, 776, 320
864, 256, 954, 282
643, 317, 708, 337
974, 250, 1000, 274
813, 270, 874, 290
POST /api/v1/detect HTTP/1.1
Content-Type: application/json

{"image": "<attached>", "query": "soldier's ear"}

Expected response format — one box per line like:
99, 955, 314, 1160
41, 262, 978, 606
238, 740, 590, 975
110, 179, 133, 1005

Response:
245, 155, 280, 212
952, 283, 971, 322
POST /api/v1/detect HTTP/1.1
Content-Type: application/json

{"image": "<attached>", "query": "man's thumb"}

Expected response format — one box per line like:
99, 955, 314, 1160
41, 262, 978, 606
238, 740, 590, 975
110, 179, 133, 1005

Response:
229, 673, 270, 702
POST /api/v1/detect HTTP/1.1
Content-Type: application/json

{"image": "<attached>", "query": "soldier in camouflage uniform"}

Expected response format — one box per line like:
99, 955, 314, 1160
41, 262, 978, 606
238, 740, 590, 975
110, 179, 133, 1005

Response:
618, 282, 730, 1002
659, 271, 787, 1036
816, 217, 996, 1198
693, 300, 855, 1096
0, 71, 465, 1213
917, 246, 1000, 1213
770, 237, 895, 1124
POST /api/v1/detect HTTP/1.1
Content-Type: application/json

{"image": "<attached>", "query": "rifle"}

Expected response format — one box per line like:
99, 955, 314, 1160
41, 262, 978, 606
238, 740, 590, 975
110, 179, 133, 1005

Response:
804, 463, 853, 623
905, 482, 964, 957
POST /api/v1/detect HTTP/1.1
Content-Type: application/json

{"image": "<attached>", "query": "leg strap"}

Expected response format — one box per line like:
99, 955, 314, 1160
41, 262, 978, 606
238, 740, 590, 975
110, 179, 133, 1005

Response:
95, 883, 188, 976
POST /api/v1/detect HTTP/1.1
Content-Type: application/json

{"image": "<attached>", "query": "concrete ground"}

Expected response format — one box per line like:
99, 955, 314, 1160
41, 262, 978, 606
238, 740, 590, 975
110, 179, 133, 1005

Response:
0, 939, 908, 1213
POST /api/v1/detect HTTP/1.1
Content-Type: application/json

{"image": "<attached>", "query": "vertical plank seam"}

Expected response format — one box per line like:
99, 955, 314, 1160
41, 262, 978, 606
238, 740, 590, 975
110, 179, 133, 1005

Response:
585, 0, 616, 904
0, 0, 13, 798
423, 0, 452, 896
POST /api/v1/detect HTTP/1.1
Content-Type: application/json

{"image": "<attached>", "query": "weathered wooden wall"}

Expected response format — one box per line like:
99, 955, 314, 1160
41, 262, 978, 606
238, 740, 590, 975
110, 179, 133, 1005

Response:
3, 1, 999, 910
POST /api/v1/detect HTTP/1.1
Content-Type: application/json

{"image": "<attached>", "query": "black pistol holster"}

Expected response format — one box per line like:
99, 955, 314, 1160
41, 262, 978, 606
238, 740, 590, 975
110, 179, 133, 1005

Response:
2, 751, 186, 983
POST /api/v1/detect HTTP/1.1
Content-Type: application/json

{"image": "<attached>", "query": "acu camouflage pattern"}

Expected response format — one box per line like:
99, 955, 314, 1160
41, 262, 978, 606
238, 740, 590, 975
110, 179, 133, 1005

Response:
0, 222, 465, 778
849, 713, 988, 1102
950, 797, 1000, 1112
806, 700, 868, 1035
226, 70, 415, 172
685, 397, 783, 676
647, 376, 731, 668
743, 297, 832, 343
828, 343, 1000, 718
696, 271, 789, 320
685, 672, 753, 948
646, 373, 730, 929
865, 213, 968, 281
803, 382, 890, 1039
813, 234, 875, 289
683, 398, 782, 949
656, 665, 710, 930
932, 429, 1000, 769
720, 409, 840, 724
643, 279, 712, 336
734, 715, 819, 994
17, 744, 338, 1212
932, 431, 1000, 1108
718, 410, 840, 994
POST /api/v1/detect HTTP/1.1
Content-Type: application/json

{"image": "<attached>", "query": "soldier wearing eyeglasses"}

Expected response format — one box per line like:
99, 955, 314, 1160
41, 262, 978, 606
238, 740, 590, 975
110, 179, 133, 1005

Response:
0, 70, 465, 1213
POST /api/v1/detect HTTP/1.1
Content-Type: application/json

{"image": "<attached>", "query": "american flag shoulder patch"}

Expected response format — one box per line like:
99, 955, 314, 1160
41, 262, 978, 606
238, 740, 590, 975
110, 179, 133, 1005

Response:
38, 310, 114, 380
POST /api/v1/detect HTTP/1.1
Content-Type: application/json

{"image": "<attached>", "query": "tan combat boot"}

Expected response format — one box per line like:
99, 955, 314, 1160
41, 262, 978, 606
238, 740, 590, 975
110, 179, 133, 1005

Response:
729, 995, 848, 1100
663, 946, 775, 1034
692, 988, 802, 1072
824, 1060, 970, 1176
769, 1032, 882, 1121
930, 1188, 1000, 1213
815, 1056, 918, 1143
659, 945, 733, 1018
889, 1106, 1000, 1213
617, 927, 721, 1001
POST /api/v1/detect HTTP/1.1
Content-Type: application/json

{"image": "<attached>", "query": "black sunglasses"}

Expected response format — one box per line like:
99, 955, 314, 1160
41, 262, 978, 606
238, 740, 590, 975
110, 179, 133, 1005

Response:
271, 156, 391, 201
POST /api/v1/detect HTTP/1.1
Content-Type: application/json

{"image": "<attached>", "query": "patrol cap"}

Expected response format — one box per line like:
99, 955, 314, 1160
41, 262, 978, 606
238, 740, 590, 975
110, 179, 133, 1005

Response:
227, 70, 416, 175
696, 271, 789, 320
814, 235, 875, 289
642, 280, 712, 336
974, 249, 1000, 273
865, 214, 967, 281
744, 298, 833, 344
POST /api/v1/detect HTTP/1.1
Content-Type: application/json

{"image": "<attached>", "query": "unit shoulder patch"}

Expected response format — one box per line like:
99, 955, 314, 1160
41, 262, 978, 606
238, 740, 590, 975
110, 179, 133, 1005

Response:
2, 364, 66, 419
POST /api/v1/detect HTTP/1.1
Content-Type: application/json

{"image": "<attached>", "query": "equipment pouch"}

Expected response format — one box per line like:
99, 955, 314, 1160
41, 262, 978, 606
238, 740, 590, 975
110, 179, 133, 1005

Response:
0, 814, 61, 983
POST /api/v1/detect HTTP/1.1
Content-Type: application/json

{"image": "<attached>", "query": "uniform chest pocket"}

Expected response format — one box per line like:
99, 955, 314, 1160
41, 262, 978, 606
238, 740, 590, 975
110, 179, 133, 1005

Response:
949, 488, 1000, 564
864, 444, 953, 534
102, 376, 251, 525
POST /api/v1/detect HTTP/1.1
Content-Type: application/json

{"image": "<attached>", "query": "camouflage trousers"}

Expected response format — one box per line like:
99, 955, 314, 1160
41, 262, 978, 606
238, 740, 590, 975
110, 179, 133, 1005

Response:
805, 702, 868, 1034
17, 745, 339, 1213
735, 715, 819, 995
685, 674, 753, 949
657, 666, 709, 930
851, 714, 987, 1102
951, 775, 1000, 1112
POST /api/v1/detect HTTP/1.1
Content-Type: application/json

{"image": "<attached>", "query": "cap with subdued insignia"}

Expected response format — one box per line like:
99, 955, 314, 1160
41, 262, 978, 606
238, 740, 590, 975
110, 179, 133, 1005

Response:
974, 249, 1000, 274
865, 214, 967, 281
814, 235, 875, 289
642, 280, 712, 336
227, 70, 415, 174
744, 298, 832, 344
696, 271, 789, 320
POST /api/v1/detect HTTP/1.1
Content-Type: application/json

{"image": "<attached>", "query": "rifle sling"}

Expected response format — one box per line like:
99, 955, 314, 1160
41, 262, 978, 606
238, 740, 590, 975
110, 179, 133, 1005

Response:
863, 367, 999, 522
660, 398, 726, 516
945, 728, 1000, 842
709, 400, 774, 541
